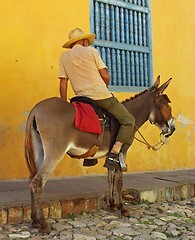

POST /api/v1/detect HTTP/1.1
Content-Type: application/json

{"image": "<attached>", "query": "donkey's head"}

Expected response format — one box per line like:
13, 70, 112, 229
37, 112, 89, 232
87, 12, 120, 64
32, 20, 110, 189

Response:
149, 76, 175, 138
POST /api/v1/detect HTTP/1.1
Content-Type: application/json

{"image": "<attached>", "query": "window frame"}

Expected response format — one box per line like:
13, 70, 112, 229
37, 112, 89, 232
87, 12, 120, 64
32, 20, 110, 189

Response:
90, 0, 153, 92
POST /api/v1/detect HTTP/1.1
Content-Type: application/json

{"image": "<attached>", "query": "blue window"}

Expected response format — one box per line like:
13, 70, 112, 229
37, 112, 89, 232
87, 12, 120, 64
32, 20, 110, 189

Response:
90, 0, 153, 92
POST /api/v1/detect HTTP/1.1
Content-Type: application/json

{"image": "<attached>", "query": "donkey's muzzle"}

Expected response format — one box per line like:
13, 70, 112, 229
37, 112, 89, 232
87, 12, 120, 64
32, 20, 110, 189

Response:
162, 125, 176, 138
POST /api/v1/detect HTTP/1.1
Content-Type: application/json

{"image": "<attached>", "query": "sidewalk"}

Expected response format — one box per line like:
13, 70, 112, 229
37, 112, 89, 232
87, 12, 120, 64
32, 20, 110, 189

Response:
0, 169, 195, 225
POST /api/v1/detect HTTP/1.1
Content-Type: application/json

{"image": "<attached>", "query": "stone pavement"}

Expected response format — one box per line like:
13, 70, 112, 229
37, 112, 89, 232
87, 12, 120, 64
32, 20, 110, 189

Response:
1, 198, 195, 239
0, 169, 195, 227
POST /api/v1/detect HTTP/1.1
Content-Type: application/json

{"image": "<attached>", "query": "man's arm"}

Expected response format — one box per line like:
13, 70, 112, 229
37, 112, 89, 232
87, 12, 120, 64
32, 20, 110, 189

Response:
99, 68, 110, 87
59, 78, 68, 100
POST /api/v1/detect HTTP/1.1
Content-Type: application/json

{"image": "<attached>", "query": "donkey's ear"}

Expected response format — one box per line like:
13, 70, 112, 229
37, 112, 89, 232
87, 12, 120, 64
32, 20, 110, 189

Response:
153, 75, 161, 88
156, 78, 172, 95
149, 75, 160, 91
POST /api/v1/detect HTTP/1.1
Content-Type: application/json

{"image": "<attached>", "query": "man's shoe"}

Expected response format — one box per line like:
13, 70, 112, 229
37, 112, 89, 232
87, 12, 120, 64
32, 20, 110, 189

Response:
103, 152, 121, 170
83, 159, 98, 166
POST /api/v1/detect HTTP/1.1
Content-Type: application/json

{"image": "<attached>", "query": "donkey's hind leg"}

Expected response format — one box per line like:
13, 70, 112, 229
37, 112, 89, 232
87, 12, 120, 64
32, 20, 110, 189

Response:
31, 150, 65, 233
29, 128, 44, 228
29, 182, 41, 228
31, 173, 50, 233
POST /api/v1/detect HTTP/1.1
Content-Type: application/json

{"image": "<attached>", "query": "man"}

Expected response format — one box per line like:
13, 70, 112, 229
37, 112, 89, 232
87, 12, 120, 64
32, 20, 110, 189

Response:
59, 28, 135, 170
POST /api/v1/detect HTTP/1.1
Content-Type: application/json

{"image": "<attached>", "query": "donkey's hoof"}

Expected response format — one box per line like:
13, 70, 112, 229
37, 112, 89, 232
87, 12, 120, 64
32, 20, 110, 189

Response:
110, 205, 119, 211
121, 208, 131, 217
41, 222, 52, 234
32, 221, 41, 228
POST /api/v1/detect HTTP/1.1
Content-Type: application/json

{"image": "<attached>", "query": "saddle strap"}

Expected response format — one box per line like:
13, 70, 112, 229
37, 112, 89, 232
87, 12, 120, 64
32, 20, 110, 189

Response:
73, 145, 100, 159
68, 122, 105, 159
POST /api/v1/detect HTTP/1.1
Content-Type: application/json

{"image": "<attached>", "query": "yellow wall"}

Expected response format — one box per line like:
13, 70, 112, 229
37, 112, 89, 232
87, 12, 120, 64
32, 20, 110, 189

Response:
0, 0, 195, 180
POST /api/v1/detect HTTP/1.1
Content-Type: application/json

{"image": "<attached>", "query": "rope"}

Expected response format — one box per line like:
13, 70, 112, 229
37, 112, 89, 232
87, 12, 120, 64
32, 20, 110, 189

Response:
134, 125, 165, 151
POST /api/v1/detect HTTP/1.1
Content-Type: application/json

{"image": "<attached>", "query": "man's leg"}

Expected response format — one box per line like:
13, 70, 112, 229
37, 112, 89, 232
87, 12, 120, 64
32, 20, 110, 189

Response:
96, 97, 135, 170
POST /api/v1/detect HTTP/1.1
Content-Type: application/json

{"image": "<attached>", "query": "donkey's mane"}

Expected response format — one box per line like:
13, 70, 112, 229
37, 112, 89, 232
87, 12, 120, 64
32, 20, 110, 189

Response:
121, 89, 149, 104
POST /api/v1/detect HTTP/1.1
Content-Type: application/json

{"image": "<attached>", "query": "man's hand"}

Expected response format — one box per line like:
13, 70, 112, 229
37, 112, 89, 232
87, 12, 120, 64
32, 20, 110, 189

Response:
99, 68, 110, 87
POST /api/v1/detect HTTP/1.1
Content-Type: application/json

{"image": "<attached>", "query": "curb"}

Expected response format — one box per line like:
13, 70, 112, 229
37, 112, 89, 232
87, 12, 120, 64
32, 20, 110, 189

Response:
0, 182, 194, 226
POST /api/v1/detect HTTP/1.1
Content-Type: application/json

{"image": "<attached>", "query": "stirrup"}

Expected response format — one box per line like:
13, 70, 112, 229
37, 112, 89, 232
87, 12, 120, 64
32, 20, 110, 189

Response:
104, 152, 127, 172
119, 152, 127, 172
104, 153, 120, 170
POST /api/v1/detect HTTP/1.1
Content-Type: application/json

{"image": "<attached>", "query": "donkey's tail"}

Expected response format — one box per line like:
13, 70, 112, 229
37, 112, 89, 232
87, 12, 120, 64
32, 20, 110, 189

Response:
24, 112, 37, 178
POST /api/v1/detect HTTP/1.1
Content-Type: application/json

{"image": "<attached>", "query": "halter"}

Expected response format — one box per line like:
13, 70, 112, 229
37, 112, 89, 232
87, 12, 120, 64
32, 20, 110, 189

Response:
135, 94, 173, 151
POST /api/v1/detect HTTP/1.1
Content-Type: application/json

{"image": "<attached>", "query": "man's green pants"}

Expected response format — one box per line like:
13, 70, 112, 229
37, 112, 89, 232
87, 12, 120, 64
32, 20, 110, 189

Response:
95, 96, 135, 145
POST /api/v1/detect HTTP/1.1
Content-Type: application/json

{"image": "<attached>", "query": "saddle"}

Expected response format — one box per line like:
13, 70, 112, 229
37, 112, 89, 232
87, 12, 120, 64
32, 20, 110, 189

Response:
70, 96, 119, 164
71, 96, 106, 134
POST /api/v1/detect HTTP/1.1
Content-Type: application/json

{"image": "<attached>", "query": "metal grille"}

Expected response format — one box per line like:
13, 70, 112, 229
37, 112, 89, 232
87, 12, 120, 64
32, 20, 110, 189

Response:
90, 0, 153, 92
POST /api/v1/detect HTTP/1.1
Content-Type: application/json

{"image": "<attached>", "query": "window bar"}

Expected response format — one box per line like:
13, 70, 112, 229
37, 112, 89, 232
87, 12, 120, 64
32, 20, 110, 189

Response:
110, 5, 115, 42
139, 52, 144, 86
117, 49, 122, 85
115, 6, 120, 42
96, 46, 101, 54
142, 13, 147, 46
142, 0, 146, 7
131, 52, 136, 86
125, 9, 130, 44
91, 0, 95, 33
121, 50, 126, 86
106, 48, 112, 74
105, 4, 110, 41
135, 52, 140, 86
129, 10, 134, 45
120, 7, 125, 43
137, 0, 141, 6
100, 2, 105, 40
101, 47, 106, 64
95, 1, 100, 39
126, 51, 131, 86
138, 12, 143, 46
134, 11, 138, 45
144, 53, 149, 86
111, 49, 117, 85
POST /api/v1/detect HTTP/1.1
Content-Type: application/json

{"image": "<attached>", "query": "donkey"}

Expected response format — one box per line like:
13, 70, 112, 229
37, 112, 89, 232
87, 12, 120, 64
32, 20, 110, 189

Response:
24, 76, 175, 233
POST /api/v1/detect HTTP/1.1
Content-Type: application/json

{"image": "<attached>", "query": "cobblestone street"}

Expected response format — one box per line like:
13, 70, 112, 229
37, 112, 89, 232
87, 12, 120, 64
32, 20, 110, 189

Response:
1, 198, 195, 240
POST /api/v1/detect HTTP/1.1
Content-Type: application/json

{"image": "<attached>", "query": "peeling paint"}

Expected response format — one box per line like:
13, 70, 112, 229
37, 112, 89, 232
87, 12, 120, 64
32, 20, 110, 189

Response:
18, 111, 29, 132
22, 111, 30, 116
19, 122, 26, 132
187, 130, 191, 142
177, 114, 194, 126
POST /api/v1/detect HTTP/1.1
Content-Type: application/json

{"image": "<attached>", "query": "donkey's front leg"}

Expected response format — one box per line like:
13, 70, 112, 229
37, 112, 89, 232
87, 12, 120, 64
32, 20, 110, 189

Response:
108, 169, 118, 211
114, 170, 131, 217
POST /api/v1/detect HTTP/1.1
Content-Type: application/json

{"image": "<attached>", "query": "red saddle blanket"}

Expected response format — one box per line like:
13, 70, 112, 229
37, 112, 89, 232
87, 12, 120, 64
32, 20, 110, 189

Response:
72, 102, 102, 134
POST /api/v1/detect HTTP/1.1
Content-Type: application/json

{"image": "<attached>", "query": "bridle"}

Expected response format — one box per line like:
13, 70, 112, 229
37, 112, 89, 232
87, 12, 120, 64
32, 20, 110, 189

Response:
134, 94, 173, 151
134, 126, 166, 151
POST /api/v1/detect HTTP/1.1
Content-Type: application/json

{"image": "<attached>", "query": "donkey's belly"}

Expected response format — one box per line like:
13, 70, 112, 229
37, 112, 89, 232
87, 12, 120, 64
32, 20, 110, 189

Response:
67, 144, 108, 159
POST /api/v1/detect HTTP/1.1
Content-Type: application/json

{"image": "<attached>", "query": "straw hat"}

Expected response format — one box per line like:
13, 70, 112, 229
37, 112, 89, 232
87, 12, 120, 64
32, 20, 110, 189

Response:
63, 28, 96, 48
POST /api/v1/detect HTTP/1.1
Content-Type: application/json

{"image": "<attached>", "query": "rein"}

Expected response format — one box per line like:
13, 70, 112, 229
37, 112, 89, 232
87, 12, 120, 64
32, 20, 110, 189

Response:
134, 125, 165, 151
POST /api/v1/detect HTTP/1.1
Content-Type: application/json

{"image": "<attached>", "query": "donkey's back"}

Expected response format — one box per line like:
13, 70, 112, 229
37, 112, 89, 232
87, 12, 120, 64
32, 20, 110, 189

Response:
30, 97, 75, 123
